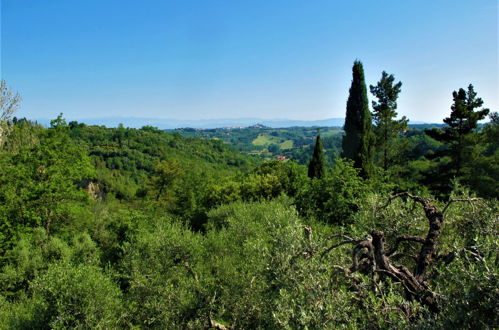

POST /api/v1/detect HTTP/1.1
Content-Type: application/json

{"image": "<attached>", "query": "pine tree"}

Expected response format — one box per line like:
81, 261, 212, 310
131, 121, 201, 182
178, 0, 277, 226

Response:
426, 84, 489, 177
424, 84, 490, 196
308, 134, 325, 179
370, 71, 408, 171
341, 60, 374, 178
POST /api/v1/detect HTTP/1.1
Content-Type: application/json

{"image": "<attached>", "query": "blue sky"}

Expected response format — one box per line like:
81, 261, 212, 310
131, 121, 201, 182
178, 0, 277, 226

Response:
1, 0, 497, 122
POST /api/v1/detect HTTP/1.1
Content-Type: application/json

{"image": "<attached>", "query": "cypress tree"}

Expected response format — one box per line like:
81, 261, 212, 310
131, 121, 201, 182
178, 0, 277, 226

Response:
308, 134, 325, 179
341, 60, 374, 178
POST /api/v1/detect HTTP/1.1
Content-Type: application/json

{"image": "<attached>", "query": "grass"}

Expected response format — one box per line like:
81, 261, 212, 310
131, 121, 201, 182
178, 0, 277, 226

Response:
252, 134, 281, 146
280, 140, 293, 150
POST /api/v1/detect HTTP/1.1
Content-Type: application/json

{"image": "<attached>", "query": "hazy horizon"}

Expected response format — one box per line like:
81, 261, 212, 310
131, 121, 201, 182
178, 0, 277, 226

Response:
28, 116, 440, 130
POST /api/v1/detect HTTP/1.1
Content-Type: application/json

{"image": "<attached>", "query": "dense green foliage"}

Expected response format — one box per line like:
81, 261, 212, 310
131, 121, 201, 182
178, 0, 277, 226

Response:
342, 60, 375, 178
0, 75, 497, 328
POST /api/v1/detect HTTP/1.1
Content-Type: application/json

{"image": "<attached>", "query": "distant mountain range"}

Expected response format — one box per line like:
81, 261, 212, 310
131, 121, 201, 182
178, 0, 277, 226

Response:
32, 117, 431, 129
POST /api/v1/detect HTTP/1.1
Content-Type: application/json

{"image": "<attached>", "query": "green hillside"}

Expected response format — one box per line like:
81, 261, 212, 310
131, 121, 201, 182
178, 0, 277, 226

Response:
67, 122, 257, 200
173, 125, 444, 165
0, 112, 496, 328
174, 126, 344, 162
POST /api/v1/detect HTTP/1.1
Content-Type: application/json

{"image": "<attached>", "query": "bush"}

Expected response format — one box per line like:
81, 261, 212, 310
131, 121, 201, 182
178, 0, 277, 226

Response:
25, 263, 121, 329
296, 159, 368, 224
121, 217, 206, 327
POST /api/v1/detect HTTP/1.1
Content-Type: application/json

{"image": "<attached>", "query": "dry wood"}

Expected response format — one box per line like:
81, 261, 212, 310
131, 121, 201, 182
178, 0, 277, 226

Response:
387, 235, 425, 256
317, 193, 483, 312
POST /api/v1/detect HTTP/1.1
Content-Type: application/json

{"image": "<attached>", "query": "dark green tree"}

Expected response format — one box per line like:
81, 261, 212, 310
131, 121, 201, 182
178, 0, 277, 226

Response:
308, 134, 325, 179
370, 71, 408, 171
457, 111, 498, 198
149, 159, 183, 205
426, 84, 489, 176
341, 60, 374, 178
423, 84, 489, 197
115, 123, 127, 149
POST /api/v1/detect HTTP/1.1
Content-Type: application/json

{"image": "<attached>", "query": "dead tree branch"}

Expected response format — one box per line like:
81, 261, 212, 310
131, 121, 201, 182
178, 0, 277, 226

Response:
324, 193, 480, 312
381, 193, 443, 282
377, 192, 431, 213
387, 235, 425, 256
330, 193, 458, 312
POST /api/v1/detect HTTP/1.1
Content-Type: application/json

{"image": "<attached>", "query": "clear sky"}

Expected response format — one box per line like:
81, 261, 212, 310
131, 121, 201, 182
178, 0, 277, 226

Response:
1, 0, 497, 122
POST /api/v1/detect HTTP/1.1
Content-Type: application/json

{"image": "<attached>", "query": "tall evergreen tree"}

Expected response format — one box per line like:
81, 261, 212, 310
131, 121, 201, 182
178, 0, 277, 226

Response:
341, 60, 374, 178
370, 71, 408, 171
424, 84, 489, 196
426, 84, 489, 176
308, 134, 325, 179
